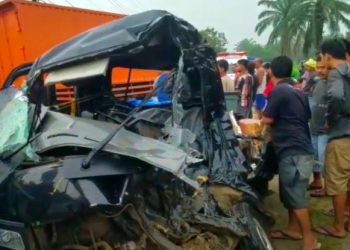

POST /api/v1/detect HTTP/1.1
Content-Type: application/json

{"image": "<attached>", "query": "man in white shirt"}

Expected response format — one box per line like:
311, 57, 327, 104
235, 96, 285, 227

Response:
218, 59, 235, 92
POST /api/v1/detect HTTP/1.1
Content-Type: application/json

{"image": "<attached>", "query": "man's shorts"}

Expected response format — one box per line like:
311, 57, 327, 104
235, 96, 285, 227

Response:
325, 137, 350, 196
255, 94, 267, 111
278, 154, 314, 209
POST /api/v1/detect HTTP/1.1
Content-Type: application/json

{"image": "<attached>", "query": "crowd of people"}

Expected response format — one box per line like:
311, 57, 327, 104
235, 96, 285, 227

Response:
218, 38, 350, 250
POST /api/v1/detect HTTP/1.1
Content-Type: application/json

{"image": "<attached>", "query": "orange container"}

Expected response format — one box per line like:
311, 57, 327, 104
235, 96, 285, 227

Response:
0, 0, 122, 85
0, 0, 162, 92
238, 119, 263, 137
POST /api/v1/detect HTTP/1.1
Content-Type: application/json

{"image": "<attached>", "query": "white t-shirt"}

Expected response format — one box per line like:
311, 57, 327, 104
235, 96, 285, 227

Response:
257, 72, 267, 94
221, 75, 235, 92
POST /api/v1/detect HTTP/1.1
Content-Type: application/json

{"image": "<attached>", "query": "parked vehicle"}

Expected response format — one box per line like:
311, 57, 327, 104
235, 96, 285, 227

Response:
0, 10, 273, 250
216, 51, 248, 80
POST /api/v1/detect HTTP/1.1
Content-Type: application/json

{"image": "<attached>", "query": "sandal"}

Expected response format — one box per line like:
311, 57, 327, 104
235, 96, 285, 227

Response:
310, 189, 328, 198
345, 222, 350, 233
323, 208, 350, 217
313, 225, 345, 239
302, 239, 322, 250
269, 229, 303, 240
312, 242, 322, 250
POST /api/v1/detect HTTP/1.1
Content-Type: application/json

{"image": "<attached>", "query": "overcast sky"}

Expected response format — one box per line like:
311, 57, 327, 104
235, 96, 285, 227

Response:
46, 0, 269, 49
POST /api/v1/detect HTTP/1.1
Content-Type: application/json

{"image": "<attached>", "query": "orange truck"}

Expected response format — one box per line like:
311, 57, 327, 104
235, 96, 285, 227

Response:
0, 0, 161, 99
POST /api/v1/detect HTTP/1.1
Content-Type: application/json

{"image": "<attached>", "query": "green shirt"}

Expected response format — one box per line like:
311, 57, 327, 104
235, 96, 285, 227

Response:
291, 65, 301, 80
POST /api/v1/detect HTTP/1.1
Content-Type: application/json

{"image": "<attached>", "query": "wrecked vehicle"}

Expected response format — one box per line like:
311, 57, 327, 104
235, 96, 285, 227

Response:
0, 10, 274, 250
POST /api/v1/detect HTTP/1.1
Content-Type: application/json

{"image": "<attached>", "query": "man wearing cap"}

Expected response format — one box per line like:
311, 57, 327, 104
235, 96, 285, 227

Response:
302, 59, 318, 96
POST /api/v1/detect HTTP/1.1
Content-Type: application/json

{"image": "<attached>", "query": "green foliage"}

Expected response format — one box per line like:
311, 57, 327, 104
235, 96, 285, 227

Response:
199, 27, 228, 53
255, 0, 305, 55
256, 0, 350, 56
345, 31, 350, 41
235, 38, 280, 61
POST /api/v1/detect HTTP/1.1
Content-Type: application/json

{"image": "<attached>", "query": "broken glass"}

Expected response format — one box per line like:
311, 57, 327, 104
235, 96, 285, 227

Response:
0, 87, 34, 159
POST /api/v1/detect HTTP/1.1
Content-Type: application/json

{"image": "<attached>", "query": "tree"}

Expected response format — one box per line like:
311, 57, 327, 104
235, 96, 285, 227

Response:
346, 31, 350, 41
199, 27, 228, 53
256, 0, 350, 56
301, 0, 350, 55
255, 0, 304, 55
235, 38, 280, 61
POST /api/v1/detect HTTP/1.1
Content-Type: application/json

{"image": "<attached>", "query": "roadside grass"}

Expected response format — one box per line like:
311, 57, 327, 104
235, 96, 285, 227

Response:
265, 177, 350, 250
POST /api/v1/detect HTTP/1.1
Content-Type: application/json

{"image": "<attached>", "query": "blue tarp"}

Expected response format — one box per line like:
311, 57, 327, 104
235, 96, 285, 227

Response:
127, 99, 172, 108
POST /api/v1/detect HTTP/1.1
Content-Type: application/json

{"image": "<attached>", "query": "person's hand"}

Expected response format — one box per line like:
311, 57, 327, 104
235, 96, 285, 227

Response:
294, 83, 303, 90
262, 124, 272, 142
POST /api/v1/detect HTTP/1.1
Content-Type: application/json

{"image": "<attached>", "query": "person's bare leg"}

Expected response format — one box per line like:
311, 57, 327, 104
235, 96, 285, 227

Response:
347, 193, 350, 213
333, 194, 347, 234
257, 110, 263, 119
346, 192, 350, 230
310, 172, 323, 188
324, 193, 349, 216
270, 210, 303, 239
293, 208, 317, 250
285, 210, 302, 237
321, 194, 347, 236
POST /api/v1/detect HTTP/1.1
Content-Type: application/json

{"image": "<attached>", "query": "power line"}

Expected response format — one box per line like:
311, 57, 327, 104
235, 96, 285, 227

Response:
112, 0, 133, 13
35, 0, 136, 14
42, 0, 54, 4
107, 0, 129, 14
124, 0, 139, 13
130, 0, 143, 12
62, 0, 73, 7
86, 0, 102, 11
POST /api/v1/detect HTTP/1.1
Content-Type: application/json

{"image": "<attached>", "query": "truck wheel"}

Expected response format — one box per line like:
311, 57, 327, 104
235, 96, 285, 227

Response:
236, 202, 274, 250
237, 217, 273, 250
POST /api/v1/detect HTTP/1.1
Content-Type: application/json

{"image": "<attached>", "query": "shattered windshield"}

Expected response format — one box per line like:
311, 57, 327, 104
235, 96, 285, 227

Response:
0, 87, 33, 159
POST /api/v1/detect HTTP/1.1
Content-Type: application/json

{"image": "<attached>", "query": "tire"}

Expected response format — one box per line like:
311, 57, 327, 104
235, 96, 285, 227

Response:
236, 203, 274, 250
250, 217, 273, 250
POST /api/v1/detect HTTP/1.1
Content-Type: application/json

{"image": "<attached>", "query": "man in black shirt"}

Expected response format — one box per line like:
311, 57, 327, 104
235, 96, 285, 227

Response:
262, 56, 317, 250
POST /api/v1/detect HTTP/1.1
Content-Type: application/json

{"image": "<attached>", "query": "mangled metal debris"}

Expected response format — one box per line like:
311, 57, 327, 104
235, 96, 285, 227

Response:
0, 10, 273, 250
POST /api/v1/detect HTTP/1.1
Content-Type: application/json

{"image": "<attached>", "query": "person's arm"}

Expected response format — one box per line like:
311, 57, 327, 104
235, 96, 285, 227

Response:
261, 116, 274, 125
261, 87, 284, 125
305, 92, 312, 122
327, 70, 345, 126
221, 77, 227, 92
303, 75, 318, 93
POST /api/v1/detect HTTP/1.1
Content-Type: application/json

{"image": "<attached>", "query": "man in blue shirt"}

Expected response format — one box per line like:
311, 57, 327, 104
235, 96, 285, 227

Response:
262, 56, 317, 250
